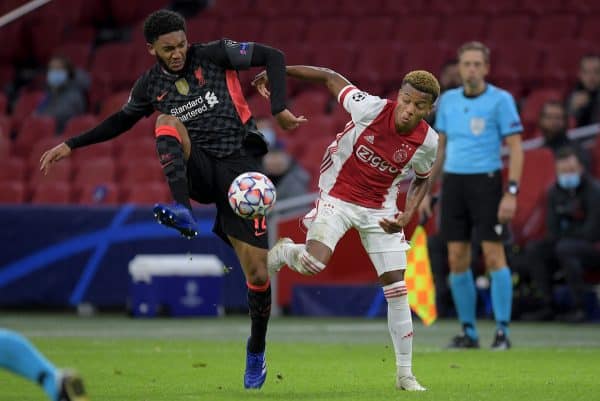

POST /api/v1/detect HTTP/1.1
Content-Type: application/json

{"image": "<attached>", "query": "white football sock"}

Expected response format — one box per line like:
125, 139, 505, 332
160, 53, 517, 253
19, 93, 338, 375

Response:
282, 244, 325, 275
384, 281, 413, 377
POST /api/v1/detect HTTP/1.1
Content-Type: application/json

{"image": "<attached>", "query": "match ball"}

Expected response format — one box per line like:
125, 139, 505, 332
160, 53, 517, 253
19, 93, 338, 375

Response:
228, 172, 276, 219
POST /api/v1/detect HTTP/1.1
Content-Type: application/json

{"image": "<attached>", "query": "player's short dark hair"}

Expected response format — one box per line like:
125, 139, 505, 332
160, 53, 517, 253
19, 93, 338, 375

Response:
458, 41, 490, 64
143, 9, 186, 44
402, 70, 441, 103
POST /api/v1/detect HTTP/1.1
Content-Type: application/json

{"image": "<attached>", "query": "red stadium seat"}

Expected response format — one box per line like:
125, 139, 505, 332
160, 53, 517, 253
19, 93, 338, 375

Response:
0, 115, 12, 139
29, 20, 67, 64
579, 16, 600, 43
519, 0, 565, 15
520, 89, 564, 134
29, 160, 72, 187
0, 19, 25, 63
486, 14, 532, 41
532, 14, 578, 41
31, 181, 72, 204
121, 182, 171, 204
401, 41, 451, 74
90, 43, 137, 92
219, 18, 263, 42
0, 157, 26, 182
0, 92, 7, 115
62, 114, 99, 137
14, 115, 57, 156
71, 141, 115, 164
393, 16, 441, 42
0, 66, 14, 91
53, 43, 92, 69
473, 0, 518, 15
312, 44, 356, 76
287, 115, 336, 158
115, 137, 157, 162
440, 16, 487, 45
429, 0, 474, 15
490, 41, 544, 92
0, 181, 27, 203
305, 18, 352, 44
292, 0, 339, 17
185, 17, 220, 44
540, 40, 593, 90
75, 182, 119, 205
292, 90, 332, 117
203, 0, 251, 18
247, 94, 273, 119
28, 137, 66, 168
73, 158, 116, 186
353, 42, 404, 89
120, 159, 163, 184
344, 0, 387, 17
511, 148, 556, 245
13, 91, 45, 124
564, 0, 600, 13
99, 91, 130, 120
261, 18, 306, 45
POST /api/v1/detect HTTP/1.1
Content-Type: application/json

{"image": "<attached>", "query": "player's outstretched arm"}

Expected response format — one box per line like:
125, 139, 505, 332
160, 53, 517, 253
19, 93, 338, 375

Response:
253, 65, 352, 102
39, 110, 141, 175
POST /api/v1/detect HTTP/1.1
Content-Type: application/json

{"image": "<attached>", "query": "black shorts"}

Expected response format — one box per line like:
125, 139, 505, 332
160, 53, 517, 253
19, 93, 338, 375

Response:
440, 171, 507, 242
186, 139, 268, 249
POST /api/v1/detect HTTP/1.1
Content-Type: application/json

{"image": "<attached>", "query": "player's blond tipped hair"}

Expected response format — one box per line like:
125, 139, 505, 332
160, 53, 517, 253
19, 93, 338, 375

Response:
402, 70, 440, 103
458, 41, 491, 63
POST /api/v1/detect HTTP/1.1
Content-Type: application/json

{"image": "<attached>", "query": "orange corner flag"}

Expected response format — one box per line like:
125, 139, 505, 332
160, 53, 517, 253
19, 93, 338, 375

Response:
405, 225, 437, 326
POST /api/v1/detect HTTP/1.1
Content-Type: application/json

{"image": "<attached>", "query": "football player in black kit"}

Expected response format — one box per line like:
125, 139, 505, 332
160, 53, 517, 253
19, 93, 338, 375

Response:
40, 9, 306, 389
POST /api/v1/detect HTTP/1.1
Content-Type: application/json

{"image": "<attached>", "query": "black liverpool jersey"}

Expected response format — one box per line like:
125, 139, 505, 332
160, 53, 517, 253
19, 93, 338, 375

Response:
123, 39, 261, 157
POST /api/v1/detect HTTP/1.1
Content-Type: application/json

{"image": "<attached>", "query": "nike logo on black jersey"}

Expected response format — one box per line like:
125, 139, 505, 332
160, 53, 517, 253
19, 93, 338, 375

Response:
156, 91, 168, 101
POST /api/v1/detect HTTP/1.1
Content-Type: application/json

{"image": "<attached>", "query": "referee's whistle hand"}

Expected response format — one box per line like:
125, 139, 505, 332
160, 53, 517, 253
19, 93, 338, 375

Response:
497, 193, 517, 224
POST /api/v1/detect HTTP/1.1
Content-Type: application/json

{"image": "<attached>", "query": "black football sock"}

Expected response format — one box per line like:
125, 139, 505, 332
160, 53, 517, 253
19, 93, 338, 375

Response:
155, 134, 192, 211
247, 282, 271, 354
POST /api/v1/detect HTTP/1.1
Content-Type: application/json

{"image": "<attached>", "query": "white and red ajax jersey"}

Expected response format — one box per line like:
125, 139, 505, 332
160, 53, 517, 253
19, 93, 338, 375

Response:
319, 85, 438, 209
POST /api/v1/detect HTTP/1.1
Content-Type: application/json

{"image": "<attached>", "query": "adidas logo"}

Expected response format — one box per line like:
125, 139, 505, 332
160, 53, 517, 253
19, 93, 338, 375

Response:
365, 135, 374, 144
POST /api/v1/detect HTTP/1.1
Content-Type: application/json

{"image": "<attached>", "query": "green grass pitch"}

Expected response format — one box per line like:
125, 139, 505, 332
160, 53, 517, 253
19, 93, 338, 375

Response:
1, 314, 599, 401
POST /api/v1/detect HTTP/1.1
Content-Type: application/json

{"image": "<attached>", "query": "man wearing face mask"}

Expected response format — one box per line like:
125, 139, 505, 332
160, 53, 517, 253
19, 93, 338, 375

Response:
37, 56, 87, 134
524, 146, 600, 322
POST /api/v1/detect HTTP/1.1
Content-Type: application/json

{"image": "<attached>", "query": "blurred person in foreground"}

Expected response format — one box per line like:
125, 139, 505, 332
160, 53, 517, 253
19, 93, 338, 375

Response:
567, 54, 600, 127
522, 146, 600, 322
255, 66, 440, 391
419, 41, 524, 350
0, 328, 88, 400
39, 9, 306, 389
36, 56, 87, 134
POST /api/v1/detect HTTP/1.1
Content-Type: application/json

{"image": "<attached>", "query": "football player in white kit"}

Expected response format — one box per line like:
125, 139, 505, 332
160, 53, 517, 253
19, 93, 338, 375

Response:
252, 66, 439, 391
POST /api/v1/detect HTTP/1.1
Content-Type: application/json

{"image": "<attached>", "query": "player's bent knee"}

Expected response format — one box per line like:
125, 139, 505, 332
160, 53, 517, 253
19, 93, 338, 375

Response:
299, 249, 326, 275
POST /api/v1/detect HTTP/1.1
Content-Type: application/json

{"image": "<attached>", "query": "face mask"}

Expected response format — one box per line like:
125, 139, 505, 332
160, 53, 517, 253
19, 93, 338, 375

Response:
557, 173, 581, 190
47, 69, 68, 87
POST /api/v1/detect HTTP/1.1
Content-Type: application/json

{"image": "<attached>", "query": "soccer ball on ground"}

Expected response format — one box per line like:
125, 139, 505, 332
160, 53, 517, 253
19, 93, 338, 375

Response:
228, 172, 276, 219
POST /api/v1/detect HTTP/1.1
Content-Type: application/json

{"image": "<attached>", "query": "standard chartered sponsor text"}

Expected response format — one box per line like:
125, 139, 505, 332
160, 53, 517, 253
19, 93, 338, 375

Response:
170, 91, 219, 122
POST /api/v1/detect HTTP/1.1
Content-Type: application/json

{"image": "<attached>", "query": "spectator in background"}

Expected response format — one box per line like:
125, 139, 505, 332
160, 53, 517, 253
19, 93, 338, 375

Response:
426, 59, 461, 125
257, 117, 309, 200
523, 146, 600, 322
36, 56, 87, 134
262, 141, 309, 201
567, 54, 600, 127
538, 100, 590, 167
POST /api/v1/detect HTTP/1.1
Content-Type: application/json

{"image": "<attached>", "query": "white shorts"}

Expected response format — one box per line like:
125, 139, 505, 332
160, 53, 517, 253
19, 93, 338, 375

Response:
304, 193, 411, 276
